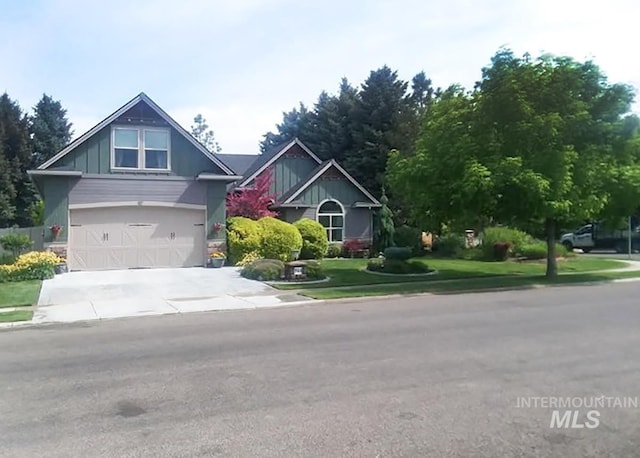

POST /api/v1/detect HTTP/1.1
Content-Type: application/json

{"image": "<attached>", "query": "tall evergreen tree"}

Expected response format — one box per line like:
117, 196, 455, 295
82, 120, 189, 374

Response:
0, 93, 35, 227
260, 103, 314, 152
345, 66, 412, 197
30, 94, 73, 166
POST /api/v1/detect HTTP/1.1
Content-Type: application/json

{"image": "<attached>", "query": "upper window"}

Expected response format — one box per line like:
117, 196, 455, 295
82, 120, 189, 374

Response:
112, 127, 170, 170
317, 199, 344, 242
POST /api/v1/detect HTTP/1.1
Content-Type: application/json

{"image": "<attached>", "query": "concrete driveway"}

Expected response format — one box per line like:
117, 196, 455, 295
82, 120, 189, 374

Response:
34, 267, 312, 324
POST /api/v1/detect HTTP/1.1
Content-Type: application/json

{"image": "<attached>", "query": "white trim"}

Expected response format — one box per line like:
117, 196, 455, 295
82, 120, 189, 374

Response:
27, 170, 82, 177
283, 159, 381, 205
196, 173, 244, 181
110, 126, 172, 171
316, 199, 345, 242
38, 92, 236, 175
68, 201, 206, 211
237, 138, 322, 187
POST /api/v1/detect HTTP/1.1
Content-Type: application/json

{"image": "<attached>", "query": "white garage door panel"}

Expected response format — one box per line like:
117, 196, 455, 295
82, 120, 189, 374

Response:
69, 207, 205, 271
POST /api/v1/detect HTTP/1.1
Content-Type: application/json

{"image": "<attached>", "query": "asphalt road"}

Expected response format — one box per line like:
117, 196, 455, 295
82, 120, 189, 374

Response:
2, 283, 640, 457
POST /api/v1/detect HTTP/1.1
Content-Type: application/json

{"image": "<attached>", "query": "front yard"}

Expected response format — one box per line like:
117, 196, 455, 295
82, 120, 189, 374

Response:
0, 280, 41, 323
270, 256, 636, 299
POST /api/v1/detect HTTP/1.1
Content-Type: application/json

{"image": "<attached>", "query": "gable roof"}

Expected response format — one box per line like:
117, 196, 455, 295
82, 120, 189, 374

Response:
37, 92, 236, 175
236, 138, 322, 187
279, 159, 381, 206
216, 153, 259, 176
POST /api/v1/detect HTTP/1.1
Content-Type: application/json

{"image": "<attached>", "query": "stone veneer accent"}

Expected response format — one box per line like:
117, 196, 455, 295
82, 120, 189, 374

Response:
44, 243, 68, 260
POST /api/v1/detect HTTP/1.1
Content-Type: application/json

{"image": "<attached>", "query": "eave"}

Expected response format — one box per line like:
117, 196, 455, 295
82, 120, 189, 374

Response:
196, 173, 244, 182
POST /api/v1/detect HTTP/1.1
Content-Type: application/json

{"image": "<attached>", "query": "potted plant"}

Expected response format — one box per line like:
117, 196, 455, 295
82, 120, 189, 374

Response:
49, 223, 63, 241
207, 250, 226, 268
54, 255, 68, 274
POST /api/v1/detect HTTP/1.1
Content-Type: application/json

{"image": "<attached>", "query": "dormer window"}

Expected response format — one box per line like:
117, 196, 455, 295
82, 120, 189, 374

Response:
112, 127, 170, 171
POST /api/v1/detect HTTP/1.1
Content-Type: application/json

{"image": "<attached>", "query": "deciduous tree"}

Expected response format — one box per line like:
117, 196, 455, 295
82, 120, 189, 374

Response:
226, 166, 278, 220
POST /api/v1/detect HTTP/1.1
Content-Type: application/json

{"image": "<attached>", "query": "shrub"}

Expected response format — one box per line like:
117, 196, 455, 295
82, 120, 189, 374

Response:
304, 260, 324, 279
326, 243, 342, 258
517, 241, 574, 260
257, 217, 303, 261
481, 226, 531, 259
394, 225, 423, 256
366, 257, 430, 274
518, 242, 547, 260
343, 239, 369, 257
240, 259, 285, 281
0, 233, 33, 258
293, 218, 328, 260
367, 258, 384, 271
226, 216, 262, 265
492, 242, 512, 261
383, 246, 412, 261
236, 251, 262, 267
0, 253, 15, 265
432, 233, 466, 257
0, 250, 64, 282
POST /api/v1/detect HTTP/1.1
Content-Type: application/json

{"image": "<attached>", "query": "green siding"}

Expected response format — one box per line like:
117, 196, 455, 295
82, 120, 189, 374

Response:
51, 125, 225, 177
265, 156, 317, 196
206, 182, 227, 239
42, 177, 71, 243
298, 176, 369, 206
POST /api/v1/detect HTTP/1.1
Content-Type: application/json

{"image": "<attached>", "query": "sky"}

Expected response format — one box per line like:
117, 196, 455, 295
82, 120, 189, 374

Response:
1, 0, 639, 154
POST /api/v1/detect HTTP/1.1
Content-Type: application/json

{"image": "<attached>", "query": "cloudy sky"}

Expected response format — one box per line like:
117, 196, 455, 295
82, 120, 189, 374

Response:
1, 0, 639, 153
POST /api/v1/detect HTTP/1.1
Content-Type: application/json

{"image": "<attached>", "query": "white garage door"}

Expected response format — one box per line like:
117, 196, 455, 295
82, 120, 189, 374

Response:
69, 206, 206, 271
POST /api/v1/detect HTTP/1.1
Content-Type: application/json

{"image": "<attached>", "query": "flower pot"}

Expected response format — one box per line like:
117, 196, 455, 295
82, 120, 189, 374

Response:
208, 258, 226, 268
54, 263, 68, 274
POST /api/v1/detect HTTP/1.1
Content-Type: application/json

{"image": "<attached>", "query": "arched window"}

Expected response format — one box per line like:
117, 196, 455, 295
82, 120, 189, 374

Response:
317, 199, 344, 242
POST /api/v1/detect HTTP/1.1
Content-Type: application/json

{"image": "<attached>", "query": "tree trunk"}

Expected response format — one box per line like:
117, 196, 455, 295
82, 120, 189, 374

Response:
546, 217, 558, 279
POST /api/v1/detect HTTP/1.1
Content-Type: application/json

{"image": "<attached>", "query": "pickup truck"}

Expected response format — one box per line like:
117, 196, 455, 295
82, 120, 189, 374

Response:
560, 221, 640, 253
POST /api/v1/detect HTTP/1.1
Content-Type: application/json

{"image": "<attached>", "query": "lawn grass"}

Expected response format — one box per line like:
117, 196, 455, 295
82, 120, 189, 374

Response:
300, 270, 640, 300
273, 257, 627, 290
0, 280, 42, 308
0, 310, 33, 323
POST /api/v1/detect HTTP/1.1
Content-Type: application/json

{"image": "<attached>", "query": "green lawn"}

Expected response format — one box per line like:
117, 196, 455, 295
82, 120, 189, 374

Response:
301, 270, 640, 300
273, 257, 626, 290
0, 280, 42, 308
0, 310, 33, 323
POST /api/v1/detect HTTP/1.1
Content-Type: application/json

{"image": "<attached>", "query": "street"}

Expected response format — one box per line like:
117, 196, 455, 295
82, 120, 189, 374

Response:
2, 283, 640, 457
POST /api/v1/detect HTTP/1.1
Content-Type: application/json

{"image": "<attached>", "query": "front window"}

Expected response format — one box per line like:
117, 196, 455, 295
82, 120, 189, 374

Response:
112, 127, 170, 170
317, 200, 344, 242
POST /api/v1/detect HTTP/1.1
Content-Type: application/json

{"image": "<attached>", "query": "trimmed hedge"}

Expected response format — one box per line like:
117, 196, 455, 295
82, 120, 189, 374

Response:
240, 259, 285, 281
383, 246, 412, 261
293, 218, 328, 260
226, 217, 262, 265
367, 258, 431, 275
257, 217, 303, 262
304, 260, 324, 279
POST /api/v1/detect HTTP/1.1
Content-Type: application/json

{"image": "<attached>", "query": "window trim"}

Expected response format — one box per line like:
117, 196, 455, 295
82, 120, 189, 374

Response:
111, 126, 171, 171
316, 199, 345, 242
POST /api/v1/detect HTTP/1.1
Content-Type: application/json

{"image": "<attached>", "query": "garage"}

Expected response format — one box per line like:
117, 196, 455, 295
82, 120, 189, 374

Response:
68, 205, 206, 271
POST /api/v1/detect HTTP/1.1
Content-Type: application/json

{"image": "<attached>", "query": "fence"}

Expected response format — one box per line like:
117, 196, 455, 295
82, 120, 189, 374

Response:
0, 226, 45, 255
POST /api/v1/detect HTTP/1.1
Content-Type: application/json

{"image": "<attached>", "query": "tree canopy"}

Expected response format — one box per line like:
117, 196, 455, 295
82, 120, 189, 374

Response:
388, 49, 640, 277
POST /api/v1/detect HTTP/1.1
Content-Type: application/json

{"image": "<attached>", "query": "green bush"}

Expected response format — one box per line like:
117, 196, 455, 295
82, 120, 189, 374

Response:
383, 246, 412, 261
293, 218, 328, 260
240, 259, 285, 281
326, 243, 342, 258
304, 260, 324, 279
433, 233, 466, 257
257, 217, 303, 261
226, 217, 262, 265
394, 225, 423, 256
366, 258, 430, 274
481, 226, 531, 259
0, 233, 33, 258
517, 241, 574, 259
0, 253, 16, 265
